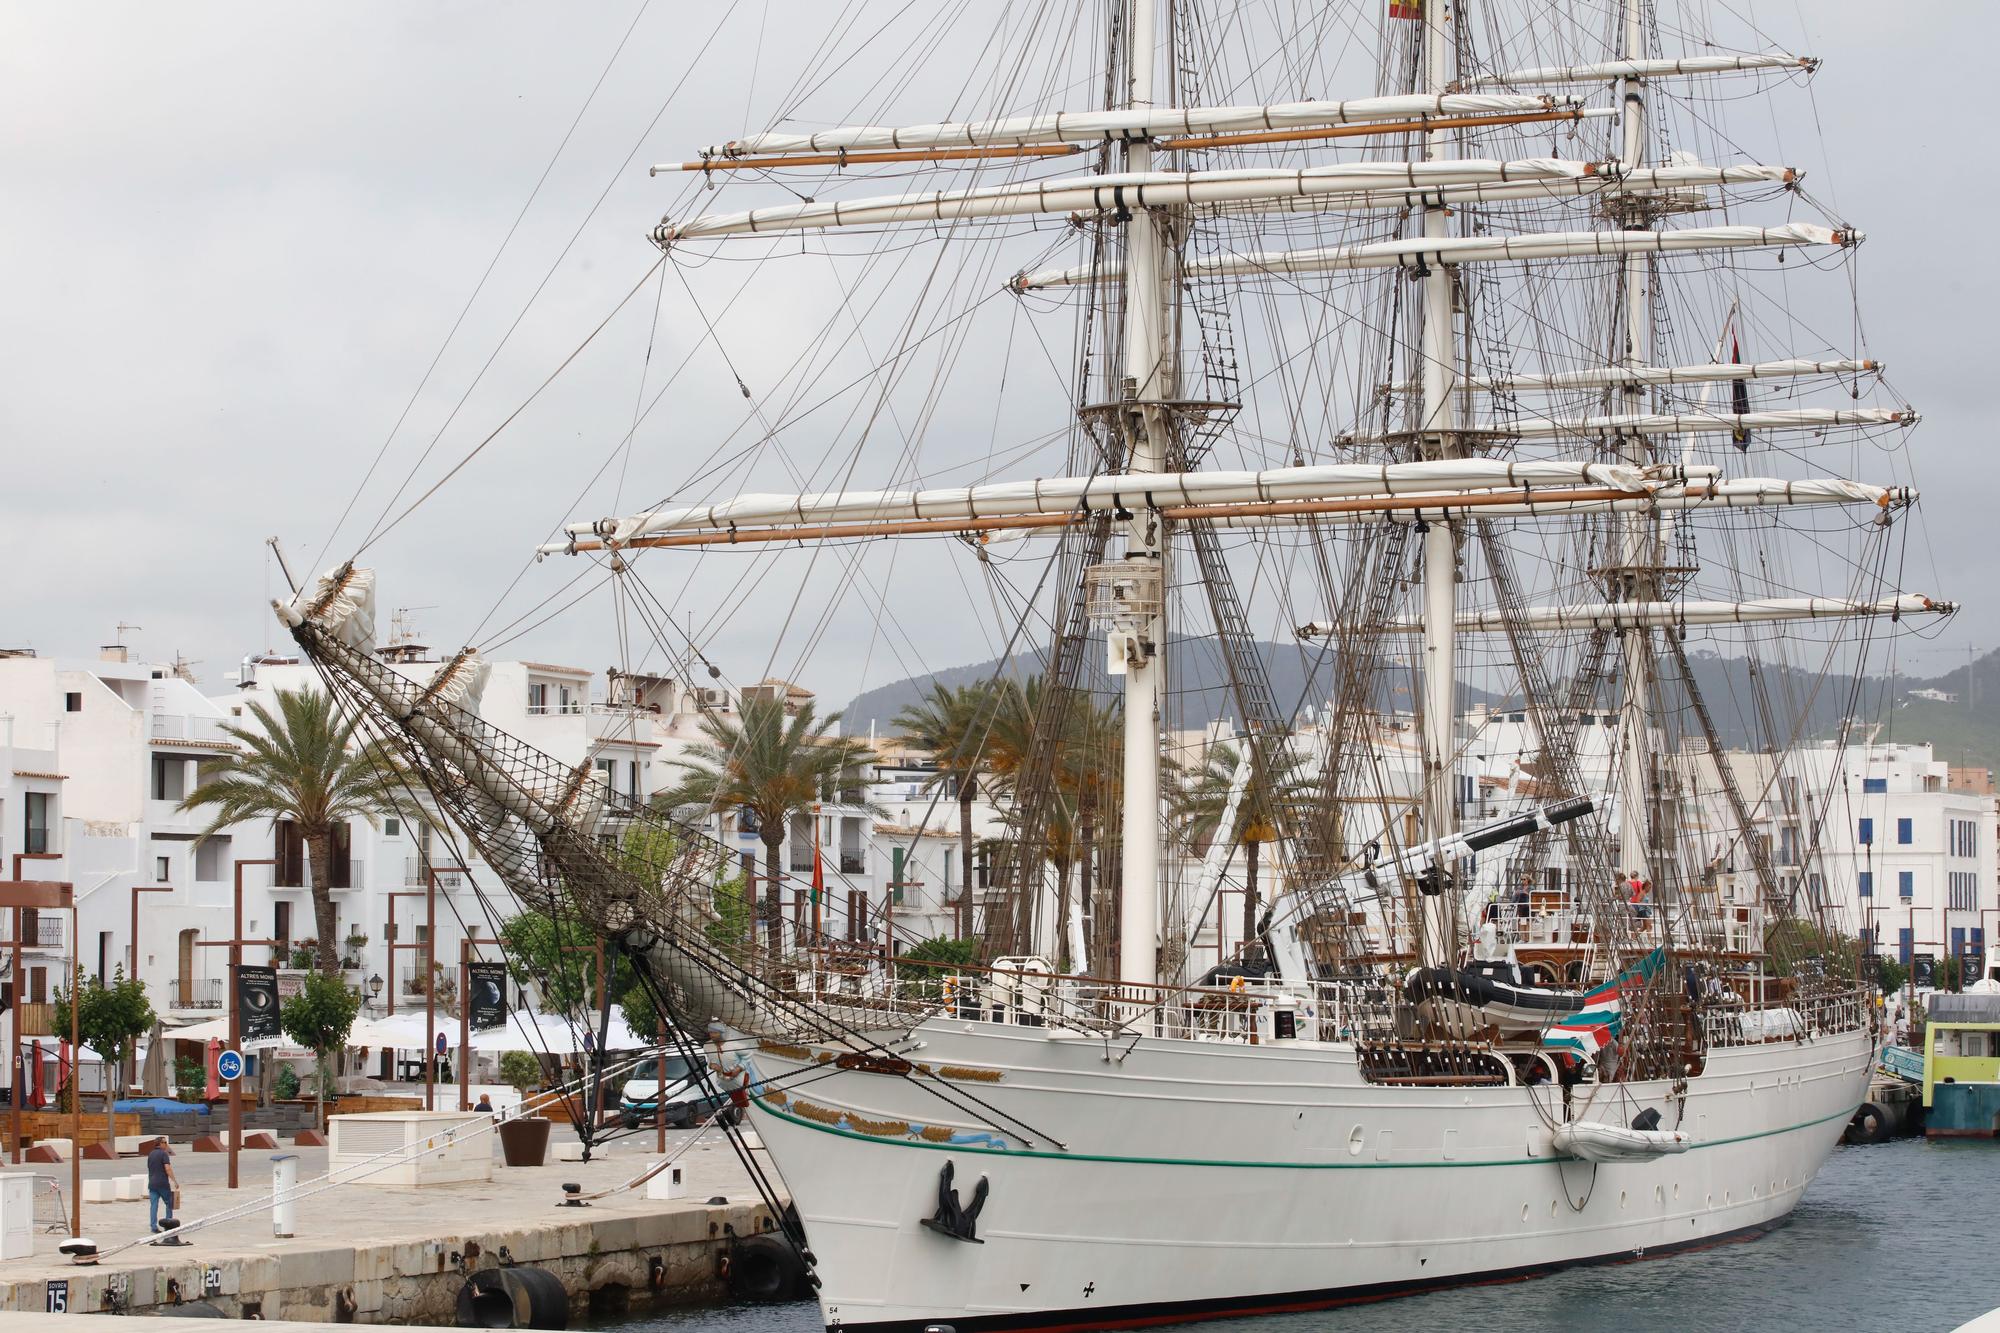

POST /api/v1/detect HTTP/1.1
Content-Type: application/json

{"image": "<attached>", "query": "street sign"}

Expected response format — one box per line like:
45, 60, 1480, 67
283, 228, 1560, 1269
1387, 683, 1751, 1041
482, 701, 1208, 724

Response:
216, 1049, 246, 1082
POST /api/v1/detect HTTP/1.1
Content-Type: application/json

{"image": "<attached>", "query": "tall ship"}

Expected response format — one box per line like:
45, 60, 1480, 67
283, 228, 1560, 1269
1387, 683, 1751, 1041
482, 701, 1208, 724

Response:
284, 1, 1935, 1329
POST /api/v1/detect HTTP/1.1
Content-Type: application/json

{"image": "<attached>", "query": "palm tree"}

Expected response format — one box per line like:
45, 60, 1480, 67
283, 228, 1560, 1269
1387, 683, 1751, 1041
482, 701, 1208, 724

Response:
892, 681, 1011, 939
181, 688, 411, 974
659, 694, 879, 955
1172, 739, 1314, 953
986, 683, 1123, 971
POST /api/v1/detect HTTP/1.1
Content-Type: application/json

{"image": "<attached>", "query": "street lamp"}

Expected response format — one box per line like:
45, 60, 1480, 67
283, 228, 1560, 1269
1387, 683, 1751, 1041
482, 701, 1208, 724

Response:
367, 974, 384, 1011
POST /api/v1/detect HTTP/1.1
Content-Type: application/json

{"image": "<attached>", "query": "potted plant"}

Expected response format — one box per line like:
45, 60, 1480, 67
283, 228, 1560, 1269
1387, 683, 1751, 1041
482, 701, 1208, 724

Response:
289, 938, 317, 970
495, 1050, 551, 1167
174, 1056, 205, 1104
342, 931, 369, 969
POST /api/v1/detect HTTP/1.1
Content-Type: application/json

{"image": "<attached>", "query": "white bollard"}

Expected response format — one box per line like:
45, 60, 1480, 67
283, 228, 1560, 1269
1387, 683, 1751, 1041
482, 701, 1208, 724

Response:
271, 1154, 298, 1239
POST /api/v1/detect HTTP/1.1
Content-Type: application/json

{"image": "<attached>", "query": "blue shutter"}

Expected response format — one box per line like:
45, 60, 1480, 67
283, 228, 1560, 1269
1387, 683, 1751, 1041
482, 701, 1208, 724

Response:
1897, 817, 1913, 845
1898, 928, 1913, 966
1863, 777, 1887, 794
1857, 871, 1873, 898
1858, 818, 1873, 845
1898, 870, 1914, 899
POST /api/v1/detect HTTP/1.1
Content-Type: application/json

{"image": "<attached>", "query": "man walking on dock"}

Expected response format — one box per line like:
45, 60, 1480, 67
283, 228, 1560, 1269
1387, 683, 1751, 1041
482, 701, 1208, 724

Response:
147, 1141, 179, 1232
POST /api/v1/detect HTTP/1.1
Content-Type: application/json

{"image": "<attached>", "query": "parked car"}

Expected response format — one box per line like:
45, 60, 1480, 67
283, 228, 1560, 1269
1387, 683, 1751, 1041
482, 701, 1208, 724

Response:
618, 1051, 736, 1128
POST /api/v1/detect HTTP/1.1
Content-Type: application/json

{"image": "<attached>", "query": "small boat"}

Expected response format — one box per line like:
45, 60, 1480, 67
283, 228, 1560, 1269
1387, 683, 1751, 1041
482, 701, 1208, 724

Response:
1554, 1120, 1692, 1162
1405, 962, 1587, 1035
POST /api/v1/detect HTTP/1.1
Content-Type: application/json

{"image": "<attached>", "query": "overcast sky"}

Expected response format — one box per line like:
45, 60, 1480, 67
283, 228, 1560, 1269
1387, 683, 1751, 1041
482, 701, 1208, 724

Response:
2, 1, 1988, 708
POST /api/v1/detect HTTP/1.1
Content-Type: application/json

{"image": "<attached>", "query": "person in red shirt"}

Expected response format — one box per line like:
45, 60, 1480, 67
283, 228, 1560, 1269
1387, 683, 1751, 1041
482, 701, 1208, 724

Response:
1627, 872, 1652, 920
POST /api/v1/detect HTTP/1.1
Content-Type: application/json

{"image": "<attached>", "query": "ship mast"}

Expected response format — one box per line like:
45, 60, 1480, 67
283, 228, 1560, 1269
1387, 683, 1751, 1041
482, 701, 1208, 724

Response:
1615, 0, 1657, 889
1116, 0, 1171, 991
1415, 0, 1461, 969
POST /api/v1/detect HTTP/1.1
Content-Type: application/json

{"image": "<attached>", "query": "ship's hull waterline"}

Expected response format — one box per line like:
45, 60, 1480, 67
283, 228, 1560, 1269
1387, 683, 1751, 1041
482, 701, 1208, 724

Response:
728, 1018, 1874, 1333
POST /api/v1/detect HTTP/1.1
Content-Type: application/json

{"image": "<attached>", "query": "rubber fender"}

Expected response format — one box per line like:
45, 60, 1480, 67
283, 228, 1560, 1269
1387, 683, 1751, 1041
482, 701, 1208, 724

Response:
163, 1301, 226, 1318
728, 1233, 808, 1302
456, 1267, 569, 1330
1847, 1101, 1894, 1145
508, 1266, 570, 1329
456, 1272, 518, 1329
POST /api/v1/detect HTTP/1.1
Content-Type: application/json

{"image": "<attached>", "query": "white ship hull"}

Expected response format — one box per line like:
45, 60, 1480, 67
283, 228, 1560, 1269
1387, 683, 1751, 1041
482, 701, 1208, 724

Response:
733, 1019, 1873, 1332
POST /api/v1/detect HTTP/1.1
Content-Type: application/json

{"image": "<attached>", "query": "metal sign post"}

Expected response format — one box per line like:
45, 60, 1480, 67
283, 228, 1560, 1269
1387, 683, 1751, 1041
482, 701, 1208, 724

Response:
2, 861, 71, 1231
194, 860, 276, 1190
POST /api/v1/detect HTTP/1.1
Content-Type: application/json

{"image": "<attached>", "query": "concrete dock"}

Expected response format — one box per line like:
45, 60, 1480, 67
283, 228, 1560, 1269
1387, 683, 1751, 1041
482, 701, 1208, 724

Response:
0, 1124, 786, 1322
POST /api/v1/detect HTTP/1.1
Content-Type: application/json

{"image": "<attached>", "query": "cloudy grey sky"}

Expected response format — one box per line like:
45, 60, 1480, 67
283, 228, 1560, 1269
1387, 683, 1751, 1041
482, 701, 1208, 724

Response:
2, 1, 1988, 706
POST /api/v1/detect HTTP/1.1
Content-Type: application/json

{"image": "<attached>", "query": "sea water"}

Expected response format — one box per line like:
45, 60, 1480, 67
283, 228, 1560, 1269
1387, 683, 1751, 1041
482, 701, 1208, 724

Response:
594, 1138, 2000, 1333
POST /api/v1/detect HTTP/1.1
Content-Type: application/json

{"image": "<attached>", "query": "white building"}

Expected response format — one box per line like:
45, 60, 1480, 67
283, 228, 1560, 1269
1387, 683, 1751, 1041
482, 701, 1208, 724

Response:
0, 637, 728, 1033
1779, 741, 1996, 971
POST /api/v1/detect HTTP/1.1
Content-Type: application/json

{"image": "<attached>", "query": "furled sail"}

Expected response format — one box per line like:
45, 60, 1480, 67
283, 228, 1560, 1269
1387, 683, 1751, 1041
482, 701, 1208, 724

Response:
559, 459, 1651, 550
1314, 594, 1954, 637
696, 93, 1559, 158
656, 159, 1610, 243
1462, 54, 1816, 88
1013, 222, 1853, 289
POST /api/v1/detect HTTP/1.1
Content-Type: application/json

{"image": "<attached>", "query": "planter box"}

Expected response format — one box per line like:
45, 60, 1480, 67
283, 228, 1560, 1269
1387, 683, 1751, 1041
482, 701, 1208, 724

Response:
497, 1116, 551, 1167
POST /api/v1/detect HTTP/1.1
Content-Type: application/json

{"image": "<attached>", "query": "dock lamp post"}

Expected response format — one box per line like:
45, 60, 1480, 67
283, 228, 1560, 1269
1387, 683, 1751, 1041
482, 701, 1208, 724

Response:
196, 859, 277, 1191
129, 883, 172, 1097
9, 852, 64, 1160
457, 935, 500, 1112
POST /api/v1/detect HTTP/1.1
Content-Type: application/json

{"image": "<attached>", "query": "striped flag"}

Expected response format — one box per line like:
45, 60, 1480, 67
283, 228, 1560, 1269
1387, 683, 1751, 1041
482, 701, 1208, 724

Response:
1389, 0, 1423, 19
1542, 947, 1666, 1059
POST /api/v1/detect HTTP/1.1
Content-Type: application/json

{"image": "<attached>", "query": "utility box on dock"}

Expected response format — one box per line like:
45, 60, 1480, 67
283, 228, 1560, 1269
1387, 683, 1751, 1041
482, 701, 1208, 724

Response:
329, 1111, 492, 1187
0, 1174, 32, 1259
644, 1163, 685, 1201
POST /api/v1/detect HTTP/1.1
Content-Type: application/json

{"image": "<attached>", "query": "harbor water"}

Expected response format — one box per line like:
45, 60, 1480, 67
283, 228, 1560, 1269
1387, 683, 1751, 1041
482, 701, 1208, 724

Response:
593, 1138, 2000, 1333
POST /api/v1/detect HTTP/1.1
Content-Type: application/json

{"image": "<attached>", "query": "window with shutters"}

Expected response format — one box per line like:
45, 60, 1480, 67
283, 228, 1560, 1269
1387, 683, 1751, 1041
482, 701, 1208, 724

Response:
274, 821, 304, 886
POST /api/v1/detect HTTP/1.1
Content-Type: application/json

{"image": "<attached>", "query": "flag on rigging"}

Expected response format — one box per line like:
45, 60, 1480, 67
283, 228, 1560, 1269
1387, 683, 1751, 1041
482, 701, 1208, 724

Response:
1731, 335, 1752, 450
1389, 0, 1423, 19
811, 812, 825, 908
1541, 947, 1666, 1060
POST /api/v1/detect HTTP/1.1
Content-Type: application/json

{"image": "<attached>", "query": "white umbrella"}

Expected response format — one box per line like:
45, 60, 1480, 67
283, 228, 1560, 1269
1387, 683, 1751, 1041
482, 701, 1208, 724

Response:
469, 1010, 584, 1055
159, 1017, 291, 1051
347, 1013, 437, 1050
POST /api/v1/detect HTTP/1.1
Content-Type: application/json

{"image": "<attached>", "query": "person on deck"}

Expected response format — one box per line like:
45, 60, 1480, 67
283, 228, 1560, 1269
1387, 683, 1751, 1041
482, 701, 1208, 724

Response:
147, 1141, 179, 1233
1627, 872, 1653, 921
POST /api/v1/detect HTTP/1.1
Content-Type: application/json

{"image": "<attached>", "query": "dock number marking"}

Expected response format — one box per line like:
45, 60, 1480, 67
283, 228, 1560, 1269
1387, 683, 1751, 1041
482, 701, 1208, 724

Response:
203, 1266, 223, 1295
46, 1279, 67, 1313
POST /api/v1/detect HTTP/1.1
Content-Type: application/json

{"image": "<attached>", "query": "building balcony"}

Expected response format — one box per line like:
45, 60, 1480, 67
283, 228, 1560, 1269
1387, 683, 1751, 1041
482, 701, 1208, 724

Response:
169, 977, 223, 1011
15, 1002, 55, 1037
11, 916, 64, 951
150, 713, 233, 746
403, 859, 463, 889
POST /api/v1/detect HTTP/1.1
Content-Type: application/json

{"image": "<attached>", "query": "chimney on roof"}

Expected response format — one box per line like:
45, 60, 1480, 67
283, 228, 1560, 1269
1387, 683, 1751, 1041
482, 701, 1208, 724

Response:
100, 645, 129, 664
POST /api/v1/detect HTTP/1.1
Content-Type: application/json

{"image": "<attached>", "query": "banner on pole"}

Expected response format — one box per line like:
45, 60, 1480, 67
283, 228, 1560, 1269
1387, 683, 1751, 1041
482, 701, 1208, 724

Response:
467, 962, 509, 1031
236, 965, 281, 1041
